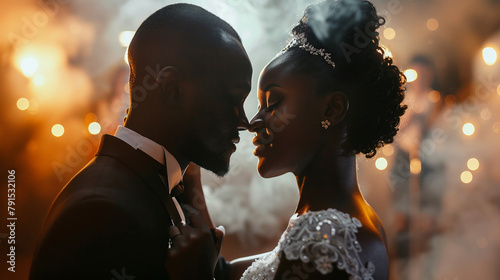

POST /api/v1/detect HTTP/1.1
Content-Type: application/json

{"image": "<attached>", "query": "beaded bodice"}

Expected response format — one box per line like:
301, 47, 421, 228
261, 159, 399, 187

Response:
240, 209, 375, 280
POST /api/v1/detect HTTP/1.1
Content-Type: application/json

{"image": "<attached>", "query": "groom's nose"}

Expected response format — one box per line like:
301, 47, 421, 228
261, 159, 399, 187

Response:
237, 117, 249, 131
237, 107, 250, 131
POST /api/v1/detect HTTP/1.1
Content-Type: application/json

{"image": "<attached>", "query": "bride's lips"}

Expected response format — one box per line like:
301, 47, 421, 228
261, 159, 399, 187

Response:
253, 135, 270, 156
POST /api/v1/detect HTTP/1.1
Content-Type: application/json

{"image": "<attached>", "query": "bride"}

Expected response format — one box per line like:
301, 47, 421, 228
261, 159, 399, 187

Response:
231, 0, 407, 279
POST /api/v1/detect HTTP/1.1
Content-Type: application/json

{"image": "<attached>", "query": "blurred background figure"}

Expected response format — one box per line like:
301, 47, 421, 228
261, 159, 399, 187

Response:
1, 0, 500, 279
390, 55, 446, 280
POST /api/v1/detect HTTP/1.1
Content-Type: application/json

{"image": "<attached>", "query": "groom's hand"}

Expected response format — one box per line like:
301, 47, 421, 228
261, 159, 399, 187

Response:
164, 213, 223, 280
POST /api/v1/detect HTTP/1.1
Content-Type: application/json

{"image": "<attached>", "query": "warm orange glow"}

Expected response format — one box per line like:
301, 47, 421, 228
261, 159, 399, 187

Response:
426, 18, 439, 31
381, 45, 393, 59
462, 123, 475, 136
404, 69, 418, 82
33, 74, 46, 86
382, 144, 394, 157
375, 157, 388, 170
428, 90, 441, 103
383, 28, 396, 40
467, 158, 479, 171
69, 23, 82, 35
410, 158, 421, 174
497, 84, 500, 96
482, 47, 497, 65
17, 98, 30, 111
51, 124, 65, 137
445, 95, 457, 106
461, 171, 473, 184
28, 99, 39, 115
85, 113, 98, 124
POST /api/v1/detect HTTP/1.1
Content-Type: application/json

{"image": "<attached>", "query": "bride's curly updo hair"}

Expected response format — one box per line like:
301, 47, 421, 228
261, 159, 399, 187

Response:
284, 0, 406, 158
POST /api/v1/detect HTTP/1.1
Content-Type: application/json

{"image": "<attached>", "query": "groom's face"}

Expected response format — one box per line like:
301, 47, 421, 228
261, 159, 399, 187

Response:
182, 35, 252, 176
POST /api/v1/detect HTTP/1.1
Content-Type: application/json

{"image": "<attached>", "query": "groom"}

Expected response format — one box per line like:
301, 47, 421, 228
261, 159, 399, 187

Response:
30, 3, 252, 280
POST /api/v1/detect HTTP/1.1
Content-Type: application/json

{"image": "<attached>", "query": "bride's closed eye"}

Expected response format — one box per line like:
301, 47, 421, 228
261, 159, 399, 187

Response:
264, 90, 282, 112
263, 100, 281, 112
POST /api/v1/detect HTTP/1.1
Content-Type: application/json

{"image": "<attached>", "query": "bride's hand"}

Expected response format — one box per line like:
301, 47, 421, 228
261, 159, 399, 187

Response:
165, 213, 223, 280
184, 162, 201, 177
178, 163, 215, 229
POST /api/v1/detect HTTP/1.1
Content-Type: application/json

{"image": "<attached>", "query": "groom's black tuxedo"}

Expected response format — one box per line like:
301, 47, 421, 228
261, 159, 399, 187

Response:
30, 134, 230, 280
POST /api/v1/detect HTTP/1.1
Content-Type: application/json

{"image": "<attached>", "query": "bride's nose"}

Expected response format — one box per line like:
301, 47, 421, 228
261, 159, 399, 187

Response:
248, 111, 264, 133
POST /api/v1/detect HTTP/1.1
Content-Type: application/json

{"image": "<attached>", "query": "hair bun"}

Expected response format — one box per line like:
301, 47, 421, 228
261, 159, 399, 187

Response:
305, 0, 366, 47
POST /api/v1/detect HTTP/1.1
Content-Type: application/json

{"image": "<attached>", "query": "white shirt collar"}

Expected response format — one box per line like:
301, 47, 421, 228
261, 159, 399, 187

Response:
114, 125, 183, 193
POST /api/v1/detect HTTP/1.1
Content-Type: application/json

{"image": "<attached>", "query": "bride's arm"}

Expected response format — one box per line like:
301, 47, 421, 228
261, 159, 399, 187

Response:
230, 253, 267, 280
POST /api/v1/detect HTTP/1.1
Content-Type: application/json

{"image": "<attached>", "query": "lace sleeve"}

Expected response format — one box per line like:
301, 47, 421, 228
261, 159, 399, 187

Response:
280, 209, 375, 279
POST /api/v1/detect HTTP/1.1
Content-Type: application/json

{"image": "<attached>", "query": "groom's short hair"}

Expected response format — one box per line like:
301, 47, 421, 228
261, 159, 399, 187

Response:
128, 3, 241, 90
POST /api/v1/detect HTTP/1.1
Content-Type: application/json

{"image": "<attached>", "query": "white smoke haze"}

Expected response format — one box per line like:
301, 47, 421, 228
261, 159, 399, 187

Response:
2, 0, 500, 279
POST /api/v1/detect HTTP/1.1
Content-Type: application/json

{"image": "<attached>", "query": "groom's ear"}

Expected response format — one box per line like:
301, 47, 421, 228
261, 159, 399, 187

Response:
323, 91, 349, 125
156, 66, 182, 106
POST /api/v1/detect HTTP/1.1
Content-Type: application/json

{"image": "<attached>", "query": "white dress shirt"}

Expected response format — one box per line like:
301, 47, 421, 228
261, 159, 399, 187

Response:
114, 125, 186, 223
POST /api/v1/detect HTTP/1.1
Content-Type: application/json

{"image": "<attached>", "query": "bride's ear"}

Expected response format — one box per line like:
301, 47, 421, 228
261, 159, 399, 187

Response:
323, 91, 349, 125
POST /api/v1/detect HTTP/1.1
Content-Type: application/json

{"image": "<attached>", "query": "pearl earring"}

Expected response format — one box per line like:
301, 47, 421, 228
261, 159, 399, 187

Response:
321, 120, 331, 129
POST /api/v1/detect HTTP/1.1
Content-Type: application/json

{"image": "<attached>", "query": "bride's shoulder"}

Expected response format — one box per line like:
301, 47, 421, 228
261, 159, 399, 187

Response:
280, 208, 376, 279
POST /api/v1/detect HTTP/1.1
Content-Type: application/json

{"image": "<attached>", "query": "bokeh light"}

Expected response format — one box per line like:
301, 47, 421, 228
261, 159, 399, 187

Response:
428, 90, 441, 103
119, 31, 135, 47
85, 113, 98, 124
410, 158, 422, 174
461, 171, 473, 184
375, 157, 388, 170
426, 18, 439, 31
51, 124, 65, 137
88, 122, 102, 135
480, 108, 492, 120
497, 84, 500, 96
381, 45, 393, 59
383, 28, 396, 40
28, 99, 39, 115
467, 158, 480, 171
382, 144, 394, 156
445, 94, 457, 106
17, 98, 30, 111
462, 123, 475, 136
493, 122, 500, 134
482, 47, 497, 65
404, 69, 418, 82
32, 74, 46, 86
124, 51, 129, 65
19, 56, 39, 77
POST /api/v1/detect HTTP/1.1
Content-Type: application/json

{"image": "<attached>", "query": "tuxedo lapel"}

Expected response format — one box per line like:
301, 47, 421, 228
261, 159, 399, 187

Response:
95, 134, 182, 224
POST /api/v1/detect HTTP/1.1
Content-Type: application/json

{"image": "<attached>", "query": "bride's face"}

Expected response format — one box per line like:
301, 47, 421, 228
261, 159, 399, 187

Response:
249, 52, 327, 178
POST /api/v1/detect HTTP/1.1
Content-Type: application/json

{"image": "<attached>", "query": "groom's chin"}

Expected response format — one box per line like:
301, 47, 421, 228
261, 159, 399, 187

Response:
206, 162, 230, 177
198, 156, 230, 177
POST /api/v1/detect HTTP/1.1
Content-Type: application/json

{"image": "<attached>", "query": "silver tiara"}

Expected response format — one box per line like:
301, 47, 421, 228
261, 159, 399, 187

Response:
282, 32, 336, 68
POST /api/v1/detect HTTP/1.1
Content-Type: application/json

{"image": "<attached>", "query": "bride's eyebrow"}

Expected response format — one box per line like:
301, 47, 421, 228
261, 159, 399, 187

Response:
263, 83, 281, 92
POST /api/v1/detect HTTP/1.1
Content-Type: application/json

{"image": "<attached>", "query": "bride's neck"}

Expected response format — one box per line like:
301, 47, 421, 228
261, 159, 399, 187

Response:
294, 149, 361, 215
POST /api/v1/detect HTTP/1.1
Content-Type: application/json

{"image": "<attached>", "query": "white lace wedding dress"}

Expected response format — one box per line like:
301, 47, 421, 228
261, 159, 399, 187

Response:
240, 209, 375, 280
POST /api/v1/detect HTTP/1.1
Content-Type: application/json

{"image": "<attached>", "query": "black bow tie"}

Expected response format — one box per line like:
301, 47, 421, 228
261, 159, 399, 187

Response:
170, 182, 184, 197
158, 172, 184, 197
